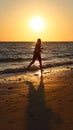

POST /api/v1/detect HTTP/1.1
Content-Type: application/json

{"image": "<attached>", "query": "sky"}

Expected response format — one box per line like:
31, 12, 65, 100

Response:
0, 0, 73, 41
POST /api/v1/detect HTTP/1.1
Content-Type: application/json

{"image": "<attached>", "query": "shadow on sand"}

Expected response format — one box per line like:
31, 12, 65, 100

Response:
25, 76, 62, 130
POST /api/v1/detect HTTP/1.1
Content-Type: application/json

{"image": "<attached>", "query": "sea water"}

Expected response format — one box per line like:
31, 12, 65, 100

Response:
0, 42, 73, 78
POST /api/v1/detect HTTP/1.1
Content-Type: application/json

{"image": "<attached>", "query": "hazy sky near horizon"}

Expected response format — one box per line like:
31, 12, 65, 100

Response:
0, 0, 73, 41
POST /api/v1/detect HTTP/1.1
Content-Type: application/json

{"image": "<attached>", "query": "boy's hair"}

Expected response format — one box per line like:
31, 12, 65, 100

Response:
37, 38, 41, 43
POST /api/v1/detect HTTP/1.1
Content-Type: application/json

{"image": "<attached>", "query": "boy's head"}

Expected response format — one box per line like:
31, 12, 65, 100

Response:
37, 38, 41, 44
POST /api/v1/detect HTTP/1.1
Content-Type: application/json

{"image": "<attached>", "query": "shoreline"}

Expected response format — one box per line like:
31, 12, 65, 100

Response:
0, 65, 73, 84
0, 67, 73, 130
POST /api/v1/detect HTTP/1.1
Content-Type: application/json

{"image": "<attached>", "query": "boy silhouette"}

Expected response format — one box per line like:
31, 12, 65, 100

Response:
27, 38, 42, 73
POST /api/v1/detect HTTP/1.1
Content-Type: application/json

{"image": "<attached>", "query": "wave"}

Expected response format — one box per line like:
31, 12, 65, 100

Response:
43, 61, 73, 68
0, 58, 31, 62
0, 61, 73, 75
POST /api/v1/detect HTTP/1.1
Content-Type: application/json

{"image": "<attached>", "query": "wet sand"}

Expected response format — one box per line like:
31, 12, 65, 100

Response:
0, 67, 73, 130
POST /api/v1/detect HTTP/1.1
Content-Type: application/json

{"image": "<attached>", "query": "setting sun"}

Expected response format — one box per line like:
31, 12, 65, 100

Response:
30, 16, 45, 32
0, 0, 73, 41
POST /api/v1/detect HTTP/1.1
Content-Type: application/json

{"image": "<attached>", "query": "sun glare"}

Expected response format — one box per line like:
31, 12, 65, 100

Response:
30, 16, 45, 32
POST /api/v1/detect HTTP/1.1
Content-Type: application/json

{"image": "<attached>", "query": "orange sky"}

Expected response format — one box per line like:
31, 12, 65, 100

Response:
0, 0, 73, 41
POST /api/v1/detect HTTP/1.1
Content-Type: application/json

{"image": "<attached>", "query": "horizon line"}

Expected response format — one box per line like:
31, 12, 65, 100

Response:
0, 41, 73, 43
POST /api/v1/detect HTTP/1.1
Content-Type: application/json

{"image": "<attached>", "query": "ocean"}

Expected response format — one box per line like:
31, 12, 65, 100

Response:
0, 42, 73, 78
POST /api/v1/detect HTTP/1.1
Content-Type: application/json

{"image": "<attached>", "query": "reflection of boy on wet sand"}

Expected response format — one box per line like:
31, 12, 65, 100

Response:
27, 38, 42, 73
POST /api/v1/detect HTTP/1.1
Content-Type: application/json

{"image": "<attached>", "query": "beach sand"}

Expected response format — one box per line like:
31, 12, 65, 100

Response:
0, 67, 73, 130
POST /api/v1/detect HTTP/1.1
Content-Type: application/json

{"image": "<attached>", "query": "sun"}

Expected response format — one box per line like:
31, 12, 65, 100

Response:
30, 16, 45, 32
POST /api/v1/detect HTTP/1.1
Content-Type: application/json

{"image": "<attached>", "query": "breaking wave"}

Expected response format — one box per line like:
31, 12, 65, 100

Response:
0, 61, 73, 75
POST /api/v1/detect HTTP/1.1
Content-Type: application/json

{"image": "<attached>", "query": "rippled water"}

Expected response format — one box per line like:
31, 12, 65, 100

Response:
0, 42, 73, 75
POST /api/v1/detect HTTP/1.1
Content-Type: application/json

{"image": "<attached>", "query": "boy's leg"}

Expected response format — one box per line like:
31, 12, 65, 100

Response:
27, 53, 37, 69
38, 54, 42, 73
27, 60, 35, 68
40, 61, 42, 73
